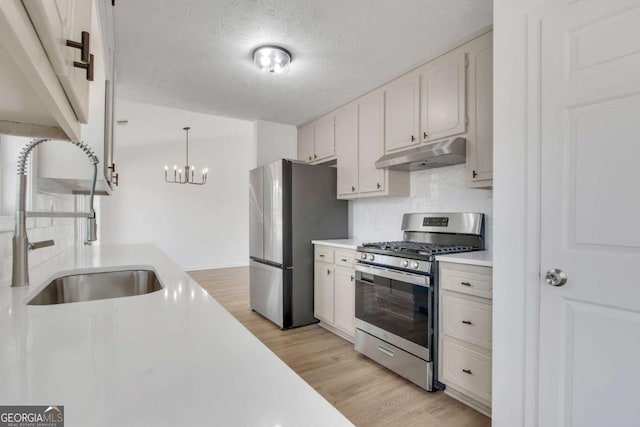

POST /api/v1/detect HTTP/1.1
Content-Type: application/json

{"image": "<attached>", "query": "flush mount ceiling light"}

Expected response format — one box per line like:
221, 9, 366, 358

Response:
253, 45, 292, 74
164, 127, 208, 185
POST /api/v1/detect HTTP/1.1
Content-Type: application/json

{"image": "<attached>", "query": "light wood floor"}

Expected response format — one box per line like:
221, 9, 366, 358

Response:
189, 266, 490, 427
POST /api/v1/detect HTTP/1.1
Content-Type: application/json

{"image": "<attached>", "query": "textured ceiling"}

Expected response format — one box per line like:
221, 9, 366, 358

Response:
114, 0, 492, 125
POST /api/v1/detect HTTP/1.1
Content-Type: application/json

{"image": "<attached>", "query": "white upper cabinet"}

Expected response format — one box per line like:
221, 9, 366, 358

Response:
466, 33, 493, 186
297, 123, 314, 163
37, 1, 113, 195
313, 114, 335, 161
420, 50, 467, 142
335, 103, 358, 196
297, 113, 336, 164
384, 72, 420, 152
358, 90, 387, 194
23, 0, 93, 123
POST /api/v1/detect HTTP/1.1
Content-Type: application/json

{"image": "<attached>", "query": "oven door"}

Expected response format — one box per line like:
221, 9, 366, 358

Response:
355, 263, 432, 360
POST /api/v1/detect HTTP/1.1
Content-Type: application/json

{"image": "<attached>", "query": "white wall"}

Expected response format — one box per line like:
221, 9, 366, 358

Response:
99, 100, 254, 270
253, 120, 297, 167
493, 0, 550, 426
349, 164, 493, 247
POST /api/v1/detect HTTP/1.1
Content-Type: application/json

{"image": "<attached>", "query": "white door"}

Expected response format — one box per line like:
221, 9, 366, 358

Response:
539, 1, 640, 426
420, 50, 466, 142
358, 90, 386, 193
314, 262, 334, 323
314, 114, 335, 161
384, 72, 420, 152
335, 103, 358, 196
334, 266, 355, 336
297, 124, 314, 163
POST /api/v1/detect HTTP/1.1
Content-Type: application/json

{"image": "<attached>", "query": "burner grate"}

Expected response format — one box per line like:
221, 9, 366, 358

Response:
362, 241, 475, 256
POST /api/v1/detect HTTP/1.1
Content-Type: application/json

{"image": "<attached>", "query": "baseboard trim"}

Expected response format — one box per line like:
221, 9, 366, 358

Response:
185, 262, 249, 272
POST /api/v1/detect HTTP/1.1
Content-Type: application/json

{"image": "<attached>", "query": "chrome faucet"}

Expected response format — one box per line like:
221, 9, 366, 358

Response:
11, 139, 99, 287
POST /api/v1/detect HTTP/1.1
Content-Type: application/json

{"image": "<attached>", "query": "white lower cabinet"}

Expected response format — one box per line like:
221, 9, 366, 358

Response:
438, 261, 493, 416
313, 244, 356, 341
333, 266, 356, 335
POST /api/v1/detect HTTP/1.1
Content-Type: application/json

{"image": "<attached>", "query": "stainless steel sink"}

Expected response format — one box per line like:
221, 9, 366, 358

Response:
28, 269, 163, 305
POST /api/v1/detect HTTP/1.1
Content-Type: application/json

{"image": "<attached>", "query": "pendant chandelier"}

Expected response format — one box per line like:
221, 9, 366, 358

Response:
164, 127, 208, 185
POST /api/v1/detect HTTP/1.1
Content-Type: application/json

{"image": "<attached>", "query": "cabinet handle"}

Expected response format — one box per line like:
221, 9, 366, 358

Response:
314, 154, 317, 159
341, 258, 347, 262
318, 254, 325, 257
66, 31, 90, 62
376, 182, 381, 189
462, 369, 473, 375
472, 170, 478, 179
352, 186, 355, 192
308, 156, 312, 161
411, 135, 416, 142
112, 173, 119, 187
423, 132, 428, 140
73, 53, 94, 81
327, 269, 331, 275
460, 281, 472, 287
350, 275, 354, 282
108, 163, 116, 173
462, 320, 473, 325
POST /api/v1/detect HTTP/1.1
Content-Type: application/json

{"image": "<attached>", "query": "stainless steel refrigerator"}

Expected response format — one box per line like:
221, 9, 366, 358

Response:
249, 159, 348, 329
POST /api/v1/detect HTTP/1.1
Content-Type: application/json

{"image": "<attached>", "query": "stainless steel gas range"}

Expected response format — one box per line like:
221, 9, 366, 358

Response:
354, 212, 485, 391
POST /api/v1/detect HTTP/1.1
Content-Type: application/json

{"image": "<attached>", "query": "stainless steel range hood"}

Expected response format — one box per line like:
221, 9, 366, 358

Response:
375, 137, 466, 171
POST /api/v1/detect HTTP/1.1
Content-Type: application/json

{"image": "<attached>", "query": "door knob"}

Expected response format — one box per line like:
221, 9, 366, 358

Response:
545, 268, 567, 287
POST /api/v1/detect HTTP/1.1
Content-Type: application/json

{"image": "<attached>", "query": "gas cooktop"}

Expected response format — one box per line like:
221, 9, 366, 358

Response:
360, 241, 476, 256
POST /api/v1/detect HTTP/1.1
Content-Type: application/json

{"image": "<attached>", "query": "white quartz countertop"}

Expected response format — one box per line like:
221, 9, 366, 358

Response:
311, 239, 361, 250
436, 250, 493, 267
0, 244, 353, 427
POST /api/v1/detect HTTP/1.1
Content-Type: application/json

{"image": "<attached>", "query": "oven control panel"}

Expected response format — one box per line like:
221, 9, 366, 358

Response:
356, 251, 431, 274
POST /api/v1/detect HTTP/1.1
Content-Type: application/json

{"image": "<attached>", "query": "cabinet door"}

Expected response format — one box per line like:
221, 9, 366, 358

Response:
314, 114, 335, 161
335, 103, 358, 196
314, 262, 334, 323
297, 123, 314, 163
334, 266, 356, 336
358, 90, 386, 193
420, 50, 466, 142
23, 0, 93, 123
384, 72, 420, 152
467, 35, 493, 183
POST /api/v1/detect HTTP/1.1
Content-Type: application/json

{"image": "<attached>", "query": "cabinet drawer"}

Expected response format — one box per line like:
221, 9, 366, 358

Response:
315, 246, 334, 263
441, 338, 492, 405
335, 250, 355, 268
440, 263, 492, 299
442, 293, 492, 350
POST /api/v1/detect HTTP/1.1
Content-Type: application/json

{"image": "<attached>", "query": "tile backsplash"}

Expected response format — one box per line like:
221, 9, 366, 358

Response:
0, 192, 77, 287
349, 164, 493, 249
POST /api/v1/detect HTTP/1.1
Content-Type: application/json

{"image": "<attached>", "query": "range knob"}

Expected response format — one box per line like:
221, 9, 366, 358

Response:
401, 259, 409, 267
412, 261, 420, 269
368, 254, 375, 261
361, 253, 367, 260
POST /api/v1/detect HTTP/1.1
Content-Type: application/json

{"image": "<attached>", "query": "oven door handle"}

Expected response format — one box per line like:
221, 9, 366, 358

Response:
355, 264, 430, 288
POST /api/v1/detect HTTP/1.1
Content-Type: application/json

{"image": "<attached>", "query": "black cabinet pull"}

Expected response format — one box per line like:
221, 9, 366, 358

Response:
66, 31, 90, 62
472, 170, 478, 178
461, 282, 472, 287
423, 132, 428, 140
73, 53, 94, 81
462, 369, 472, 375
411, 135, 416, 142
462, 320, 473, 325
